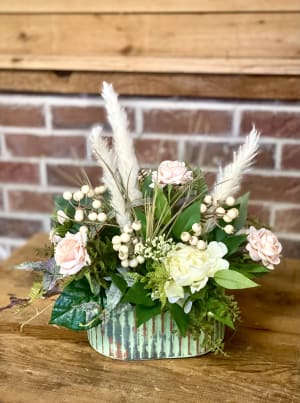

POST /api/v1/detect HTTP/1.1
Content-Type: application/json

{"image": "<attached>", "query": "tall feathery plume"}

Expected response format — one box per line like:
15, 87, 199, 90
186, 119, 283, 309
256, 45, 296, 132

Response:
90, 126, 130, 228
101, 82, 141, 201
212, 127, 260, 202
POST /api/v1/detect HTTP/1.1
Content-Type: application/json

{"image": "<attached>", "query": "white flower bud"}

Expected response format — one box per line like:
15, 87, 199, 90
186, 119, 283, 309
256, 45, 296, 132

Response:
74, 209, 84, 222
87, 189, 95, 198
57, 210, 68, 224
81, 185, 90, 194
119, 245, 129, 254
227, 208, 239, 219
92, 200, 102, 209
97, 212, 107, 223
132, 221, 142, 231
129, 258, 138, 268
189, 236, 198, 246
95, 185, 106, 194
197, 240, 207, 250
223, 214, 233, 223
124, 223, 133, 233
120, 232, 131, 243
132, 237, 139, 245
112, 235, 121, 244
200, 203, 207, 214
216, 207, 225, 216
137, 255, 145, 264
192, 223, 202, 234
224, 224, 234, 234
63, 191, 72, 201
180, 232, 191, 243
121, 259, 129, 268
113, 244, 121, 251
88, 212, 98, 221
118, 250, 128, 260
73, 191, 84, 202
225, 196, 235, 206
204, 195, 212, 205
79, 225, 88, 233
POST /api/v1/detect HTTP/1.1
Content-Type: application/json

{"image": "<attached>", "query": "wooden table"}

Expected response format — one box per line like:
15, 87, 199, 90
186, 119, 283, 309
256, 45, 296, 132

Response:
0, 234, 299, 403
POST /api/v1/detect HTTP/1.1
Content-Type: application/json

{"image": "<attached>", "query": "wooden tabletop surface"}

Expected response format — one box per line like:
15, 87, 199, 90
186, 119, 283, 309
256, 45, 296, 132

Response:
0, 233, 299, 403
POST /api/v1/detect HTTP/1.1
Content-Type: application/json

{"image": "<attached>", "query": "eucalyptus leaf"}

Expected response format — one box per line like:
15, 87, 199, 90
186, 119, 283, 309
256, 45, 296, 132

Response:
214, 269, 258, 289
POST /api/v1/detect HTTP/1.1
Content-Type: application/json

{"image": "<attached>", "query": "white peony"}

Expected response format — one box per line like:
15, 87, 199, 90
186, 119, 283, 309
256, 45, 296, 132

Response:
163, 242, 229, 305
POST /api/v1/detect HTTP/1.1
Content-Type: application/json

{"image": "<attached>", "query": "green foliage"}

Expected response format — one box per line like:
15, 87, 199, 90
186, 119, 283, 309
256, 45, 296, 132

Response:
172, 200, 201, 239
141, 174, 153, 197
50, 277, 102, 330
234, 193, 249, 232
214, 269, 258, 289
154, 187, 171, 225
230, 259, 270, 279
135, 303, 162, 327
122, 281, 154, 306
110, 273, 128, 294
134, 208, 147, 239
167, 302, 190, 336
141, 263, 170, 306
223, 234, 247, 256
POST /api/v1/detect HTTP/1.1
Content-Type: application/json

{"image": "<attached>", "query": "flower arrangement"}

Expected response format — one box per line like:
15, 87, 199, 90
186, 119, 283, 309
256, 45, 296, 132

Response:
18, 83, 282, 358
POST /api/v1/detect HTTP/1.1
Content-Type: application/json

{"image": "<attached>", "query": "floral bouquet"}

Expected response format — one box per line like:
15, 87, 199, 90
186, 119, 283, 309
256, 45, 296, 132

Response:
18, 83, 282, 360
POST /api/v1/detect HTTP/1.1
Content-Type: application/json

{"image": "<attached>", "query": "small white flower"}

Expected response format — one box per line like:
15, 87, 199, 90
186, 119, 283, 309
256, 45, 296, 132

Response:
79, 225, 88, 233
227, 208, 239, 219
121, 259, 129, 268
120, 232, 130, 243
189, 236, 198, 246
113, 244, 121, 251
95, 185, 106, 194
180, 232, 191, 243
132, 221, 142, 231
223, 214, 233, 223
137, 255, 145, 264
225, 196, 235, 206
92, 200, 102, 209
197, 240, 206, 250
204, 195, 212, 205
57, 210, 69, 224
119, 245, 129, 254
74, 209, 84, 222
97, 212, 107, 223
124, 223, 133, 233
63, 191, 72, 201
200, 203, 207, 214
112, 235, 121, 244
192, 223, 202, 234
88, 212, 98, 221
216, 207, 225, 216
129, 258, 138, 268
224, 224, 234, 234
73, 191, 84, 202
87, 189, 95, 198
81, 185, 90, 194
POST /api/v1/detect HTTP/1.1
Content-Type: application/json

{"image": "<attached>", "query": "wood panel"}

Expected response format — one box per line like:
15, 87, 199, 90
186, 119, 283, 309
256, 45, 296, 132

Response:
1, 70, 300, 100
0, 14, 299, 60
0, 0, 300, 13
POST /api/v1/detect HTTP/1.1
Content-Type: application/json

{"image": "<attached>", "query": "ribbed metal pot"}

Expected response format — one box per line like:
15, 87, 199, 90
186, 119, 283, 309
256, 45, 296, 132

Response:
87, 306, 224, 360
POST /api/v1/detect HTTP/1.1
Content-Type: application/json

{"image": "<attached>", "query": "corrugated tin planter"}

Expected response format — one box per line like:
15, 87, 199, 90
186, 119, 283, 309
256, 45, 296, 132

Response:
87, 305, 225, 360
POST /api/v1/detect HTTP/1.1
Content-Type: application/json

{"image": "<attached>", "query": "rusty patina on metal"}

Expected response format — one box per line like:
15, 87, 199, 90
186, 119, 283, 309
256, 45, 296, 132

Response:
87, 307, 224, 360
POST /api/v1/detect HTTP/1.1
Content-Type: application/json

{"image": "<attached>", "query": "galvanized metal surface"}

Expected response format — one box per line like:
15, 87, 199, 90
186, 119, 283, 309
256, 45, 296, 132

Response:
87, 307, 225, 360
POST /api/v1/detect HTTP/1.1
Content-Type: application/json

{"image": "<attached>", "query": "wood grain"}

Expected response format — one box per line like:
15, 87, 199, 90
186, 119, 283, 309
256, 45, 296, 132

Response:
1, 70, 300, 100
0, 0, 300, 13
0, 234, 299, 402
0, 14, 299, 60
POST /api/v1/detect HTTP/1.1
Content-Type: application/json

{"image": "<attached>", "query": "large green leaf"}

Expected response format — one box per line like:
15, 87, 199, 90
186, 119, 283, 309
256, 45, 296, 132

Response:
49, 277, 102, 330
122, 281, 155, 307
172, 200, 201, 239
223, 234, 247, 256
155, 188, 171, 224
234, 193, 249, 231
135, 303, 162, 327
167, 302, 190, 336
214, 269, 258, 289
110, 273, 128, 294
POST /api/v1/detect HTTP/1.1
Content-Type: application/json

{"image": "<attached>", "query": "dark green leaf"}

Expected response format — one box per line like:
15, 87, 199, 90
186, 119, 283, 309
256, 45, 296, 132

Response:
214, 269, 258, 289
234, 193, 249, 231
172, 200, 201, 239
141, 174, 153, 197
134, 209, 147, 239
122, 281, 154, 307
135, 303, 162, 327
155, 188, 171, 224
167, 302, 190, 336
49, 277, 102, 330
223, 234, 247, 256
110, 273, 128, 294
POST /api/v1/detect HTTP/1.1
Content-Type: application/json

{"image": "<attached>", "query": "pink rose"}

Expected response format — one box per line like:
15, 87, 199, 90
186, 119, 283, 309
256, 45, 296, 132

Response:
55, 230, 91, 276
246, 226, 282, 270
151, 160, 193, 187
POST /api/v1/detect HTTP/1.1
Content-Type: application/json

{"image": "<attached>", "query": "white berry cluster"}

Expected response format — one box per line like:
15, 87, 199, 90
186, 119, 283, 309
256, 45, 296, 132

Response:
112, 221, 144, 268
136, 235, 176, 262
180, 223, 206, 250
58, 184, 107, 224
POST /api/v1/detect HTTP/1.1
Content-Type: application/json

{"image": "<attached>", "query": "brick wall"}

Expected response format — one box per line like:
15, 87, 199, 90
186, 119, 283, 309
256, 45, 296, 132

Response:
0, 94, 299, 260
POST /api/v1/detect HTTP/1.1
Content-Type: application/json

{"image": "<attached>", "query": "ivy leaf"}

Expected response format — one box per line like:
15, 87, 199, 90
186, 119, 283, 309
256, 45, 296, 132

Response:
172, 201, 201, 239
214, 269, 258, 289
122, 282, 155, 307
223, 234, 247, 256
135, 303, 162, 327
234, 193, 249, 231
155, 188, 171, 224
49, 277, 102, 330
167, 302, 190, 336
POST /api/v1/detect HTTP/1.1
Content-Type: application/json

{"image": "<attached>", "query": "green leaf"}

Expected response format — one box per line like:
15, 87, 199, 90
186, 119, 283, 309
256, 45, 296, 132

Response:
141, 174, 153, 197
234, 193, 249, 231
155, 188, 171, 224
135, 303, 162, 327
223, 234, 247, 256
122, 281, 154, 307
134, 208, 147, 239
214, 269, 258, 289
110, 273, 128, 294
167, 302, 190, 336
172, 200, 201, 239
49, 277, 102, 330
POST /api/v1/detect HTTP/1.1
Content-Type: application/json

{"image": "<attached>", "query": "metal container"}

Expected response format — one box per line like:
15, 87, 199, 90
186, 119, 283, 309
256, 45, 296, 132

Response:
87, 305, 224, 360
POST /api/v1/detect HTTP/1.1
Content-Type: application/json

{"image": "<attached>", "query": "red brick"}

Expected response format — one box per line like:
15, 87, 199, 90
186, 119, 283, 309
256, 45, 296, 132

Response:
274, 208, 300, 233
240, 175, 300, 203
47, 164, 102, 187
279, 238, 300, 259
0, 104, 44, 127
185, 142, 275, 169
5, 134, 87, 158
248, 203, 271, 225
52, 105, 135, 131
0, 217, 43, 238
281, 145, 300, 170
0, 190, 3, 210
240, 110, 300, 139
8, 191, 57, 213
134, 139, 177, 165
0, 162, 39, 184
143, 109, 232, 135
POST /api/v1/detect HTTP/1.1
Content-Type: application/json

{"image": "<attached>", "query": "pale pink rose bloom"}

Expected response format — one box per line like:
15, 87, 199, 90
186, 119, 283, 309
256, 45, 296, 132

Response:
55, 231, 91, 276
246, 226, 282, 270
151, 160, 193, 187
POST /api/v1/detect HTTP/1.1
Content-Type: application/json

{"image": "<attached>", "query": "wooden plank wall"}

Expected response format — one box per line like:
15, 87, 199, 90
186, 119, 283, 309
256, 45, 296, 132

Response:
0, 0, 299, 98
